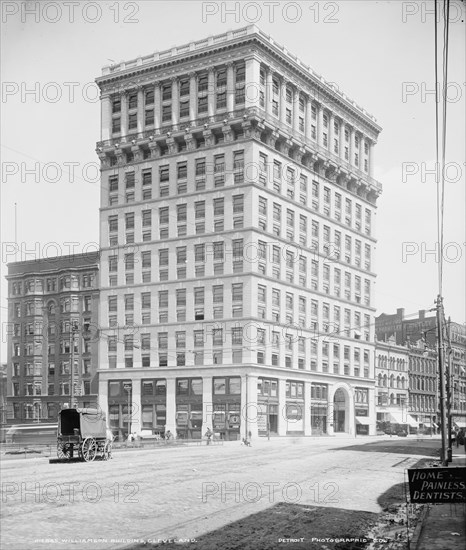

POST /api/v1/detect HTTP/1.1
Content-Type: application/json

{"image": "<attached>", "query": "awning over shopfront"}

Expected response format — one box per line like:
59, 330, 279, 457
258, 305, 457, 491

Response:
355, 416, 369, 424
388, 411, 404, 424
406, 415, 419, 428
453, 421, 466, 429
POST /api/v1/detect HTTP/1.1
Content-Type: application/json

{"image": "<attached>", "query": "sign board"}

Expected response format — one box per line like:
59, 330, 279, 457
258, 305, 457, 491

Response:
408, 468, 466, 503
228, 414, 240, 429
257, 414, 267, 431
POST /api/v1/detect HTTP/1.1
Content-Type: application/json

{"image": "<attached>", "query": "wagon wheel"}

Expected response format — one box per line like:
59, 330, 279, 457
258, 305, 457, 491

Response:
57, 441, 72, 459
102, 440, 112, 461
81, 437, 97, 462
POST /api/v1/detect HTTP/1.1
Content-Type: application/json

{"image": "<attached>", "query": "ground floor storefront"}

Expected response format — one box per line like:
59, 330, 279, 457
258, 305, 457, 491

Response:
98, 367, 377, 440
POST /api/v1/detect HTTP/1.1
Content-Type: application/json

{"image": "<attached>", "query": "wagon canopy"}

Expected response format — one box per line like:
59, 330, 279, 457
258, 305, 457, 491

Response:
58, 408, 107, 439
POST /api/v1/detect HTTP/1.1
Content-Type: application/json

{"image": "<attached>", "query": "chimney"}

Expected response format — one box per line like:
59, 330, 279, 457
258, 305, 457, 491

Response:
397, 308, 405, 320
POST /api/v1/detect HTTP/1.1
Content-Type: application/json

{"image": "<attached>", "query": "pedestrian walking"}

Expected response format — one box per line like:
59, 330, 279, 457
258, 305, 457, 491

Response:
456, 428, 464, 448
205, 427, 213, 445
165, 430, 172, 441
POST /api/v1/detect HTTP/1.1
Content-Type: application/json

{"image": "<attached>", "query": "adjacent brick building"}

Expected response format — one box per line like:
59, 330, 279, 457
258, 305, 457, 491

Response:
6, 253, 100, 424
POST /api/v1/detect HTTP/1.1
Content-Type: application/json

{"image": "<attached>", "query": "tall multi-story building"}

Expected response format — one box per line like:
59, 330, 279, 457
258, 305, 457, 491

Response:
6, 253, 100, 424
95, 25, 382, 440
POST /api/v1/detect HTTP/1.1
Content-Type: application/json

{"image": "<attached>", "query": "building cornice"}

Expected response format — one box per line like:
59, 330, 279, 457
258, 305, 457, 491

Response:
96, 26, 381, 138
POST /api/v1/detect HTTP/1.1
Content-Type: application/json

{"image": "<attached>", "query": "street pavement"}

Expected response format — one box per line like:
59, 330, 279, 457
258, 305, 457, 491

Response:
0, 435, 459, 549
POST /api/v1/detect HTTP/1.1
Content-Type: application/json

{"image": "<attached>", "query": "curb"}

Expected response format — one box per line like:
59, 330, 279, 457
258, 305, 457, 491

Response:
410, 504, 430, 550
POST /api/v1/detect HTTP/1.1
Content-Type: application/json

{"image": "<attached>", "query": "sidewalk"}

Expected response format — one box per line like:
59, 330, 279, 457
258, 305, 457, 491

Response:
414, 448, 466, 550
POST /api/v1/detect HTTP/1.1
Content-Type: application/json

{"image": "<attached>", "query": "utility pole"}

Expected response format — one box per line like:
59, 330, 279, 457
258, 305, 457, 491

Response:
445, 317, 453, 462
245, 374, 248, 442
435, 295, 448, 466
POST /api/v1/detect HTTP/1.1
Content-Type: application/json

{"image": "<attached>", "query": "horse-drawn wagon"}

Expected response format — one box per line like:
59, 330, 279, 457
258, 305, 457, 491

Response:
56, 408, 112, 462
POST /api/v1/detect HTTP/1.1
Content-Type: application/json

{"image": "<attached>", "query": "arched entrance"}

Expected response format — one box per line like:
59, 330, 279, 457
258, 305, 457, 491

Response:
333, 388, 348, 433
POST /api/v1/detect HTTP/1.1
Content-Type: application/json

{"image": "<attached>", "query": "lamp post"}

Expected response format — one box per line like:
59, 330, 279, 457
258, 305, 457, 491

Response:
267, 396, 270, 441
124, 383, 132, 441
70, 321, 79, 408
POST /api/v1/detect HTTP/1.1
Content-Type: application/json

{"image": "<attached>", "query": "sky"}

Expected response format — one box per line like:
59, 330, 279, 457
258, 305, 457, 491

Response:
1, 0, 465, 361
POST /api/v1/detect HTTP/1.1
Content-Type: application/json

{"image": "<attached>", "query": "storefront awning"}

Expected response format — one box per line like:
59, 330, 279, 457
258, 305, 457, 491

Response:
406, 415, 419, 428
355, 416, 369, 424
422, 422, 433, 427
453, 421, 466, 429
388, 411, 404, 424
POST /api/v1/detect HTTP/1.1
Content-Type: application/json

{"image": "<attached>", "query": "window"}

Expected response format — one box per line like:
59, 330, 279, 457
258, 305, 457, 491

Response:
108, 215, 118, 233
258, 196, 267, 217
177, 204, 187, 223
195, 244, 205, 263
177, 246, 187, 264
231, 327, 243, 345
195, 201, 205, 219
232, 195, 244, 213
108, 296, 117, 312
159, 165, 169, 182
258, 285, 266, 303
213, 329, 223, 346
232, 283, 243, 302
158, 290, 168, 309
177, 162, 187, 180
125, 253, 134, 271
213, 285, 223, 303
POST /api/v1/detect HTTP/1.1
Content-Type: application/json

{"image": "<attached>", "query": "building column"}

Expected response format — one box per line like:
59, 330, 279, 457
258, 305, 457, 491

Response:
359, 135, 365, 171
305, 97, 313, 142
100, 94, 112, 142
328, 111, 335, 155
292, 87, 299, 133
245, 56, 260, 110
277, 379, 287, 436
189, 73, 197, 124
154, 82, 161, 130
279, 78, 287, 124
304, 381, 312, 436
368, 141, 374, 177
165, 378, 176, 435
266, 69, 273, 116
327, 386, 335, 435
226, 62, 235, 114
171, 77, 179, 128
339, 120, 346, 160
202, 375, 213, 434
347, 388, 355, 436
317, 104, 325, 148
120, 92, 128, 140
349, 127, 356, 167
243, 374, 258, 440
131, 378, 141, 433
137, 87, 144, 134
207, 68, 215, 120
